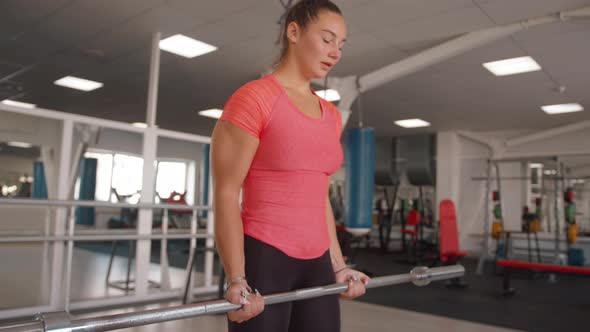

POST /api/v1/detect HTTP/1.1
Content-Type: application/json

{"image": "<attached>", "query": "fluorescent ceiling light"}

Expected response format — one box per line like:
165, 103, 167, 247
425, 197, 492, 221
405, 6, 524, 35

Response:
7, 141, 33, 148
315, 89, 341, 102
483, 56, 541, 76
132, 122, 148, 128
54, 76, 103, 91
541, 103, 584, 115
159, 34, 217, 58
1, 99, 36, 109
198, 109, 223, 119
529, 163, 544, 168
394, 118, 431, 128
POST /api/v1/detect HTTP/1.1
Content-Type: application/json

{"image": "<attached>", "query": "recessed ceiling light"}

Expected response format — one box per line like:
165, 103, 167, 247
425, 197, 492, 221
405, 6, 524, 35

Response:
54, 76, 103, 91
7, 141, 33, 148
541, 103, 584, 114
1, 99, 36, 109
394, 119, 431, 128
198, 109, 223, 119
529, 163, 544, 168
483, 56, 541, 76
315, 89, 341, 102
159, 34, 217, 58
132, 122, 148, 128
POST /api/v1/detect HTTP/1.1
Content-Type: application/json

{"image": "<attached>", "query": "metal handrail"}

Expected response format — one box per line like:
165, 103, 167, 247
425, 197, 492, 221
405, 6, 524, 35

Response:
0, 198, 211, 211
0, 233, 213, 243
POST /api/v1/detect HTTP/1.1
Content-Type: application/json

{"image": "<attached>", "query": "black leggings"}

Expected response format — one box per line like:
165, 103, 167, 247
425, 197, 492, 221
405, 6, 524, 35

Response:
228, 235, 340, 332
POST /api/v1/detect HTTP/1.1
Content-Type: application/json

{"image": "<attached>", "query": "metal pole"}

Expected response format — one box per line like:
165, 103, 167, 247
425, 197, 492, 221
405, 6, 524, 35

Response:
50, 118, 74, 309
184, 210, 199, 302
204, 173, 215, 288
0, 198, 211, 211
64, 206, 76, 310
146, 32, 161, 128
560, 162, 568, 253
494, 162, 504, 228
554, 158, 561, 262
134, 31, 162, 296
160, 208, 171, 290
40, 208, 52, 304
476, 159, 492, 275
7, 265, 464, 332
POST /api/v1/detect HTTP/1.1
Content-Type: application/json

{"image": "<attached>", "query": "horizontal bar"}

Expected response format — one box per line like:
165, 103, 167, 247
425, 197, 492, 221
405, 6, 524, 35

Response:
0, 286, 218, 322
21, 265, 464, 332
0, 198, 211, 211
0, 105, 212, 146
156, 128, 211, 144
0, 233, 213, 244
69, 286, 219, 312
0, 305, 54, 323
0, 321, 43, 332
0, 103, 146, 134
471, 176, 590, 181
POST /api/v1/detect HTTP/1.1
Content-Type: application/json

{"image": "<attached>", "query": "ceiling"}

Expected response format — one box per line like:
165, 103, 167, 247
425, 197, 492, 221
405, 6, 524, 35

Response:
1, 0, 589, 137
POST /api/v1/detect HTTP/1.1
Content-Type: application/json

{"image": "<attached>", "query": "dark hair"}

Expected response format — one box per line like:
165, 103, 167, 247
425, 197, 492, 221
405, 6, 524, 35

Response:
275, 0, 342, 66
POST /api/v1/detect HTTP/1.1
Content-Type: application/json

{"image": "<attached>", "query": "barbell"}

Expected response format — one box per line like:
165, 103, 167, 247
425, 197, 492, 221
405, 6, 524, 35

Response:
2, 265, 464, 332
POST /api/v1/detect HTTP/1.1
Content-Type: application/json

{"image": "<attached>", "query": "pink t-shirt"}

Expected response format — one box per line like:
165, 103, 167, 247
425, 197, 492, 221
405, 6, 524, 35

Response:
220, 74, 343, 259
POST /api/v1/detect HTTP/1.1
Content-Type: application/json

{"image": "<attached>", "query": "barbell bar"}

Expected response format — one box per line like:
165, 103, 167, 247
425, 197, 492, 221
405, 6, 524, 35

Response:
1, 265, 464, 332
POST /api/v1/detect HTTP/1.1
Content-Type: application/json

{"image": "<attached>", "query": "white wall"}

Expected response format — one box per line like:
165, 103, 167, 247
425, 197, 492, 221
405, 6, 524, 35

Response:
0, 112, 61, 150
436, 132, 461, 216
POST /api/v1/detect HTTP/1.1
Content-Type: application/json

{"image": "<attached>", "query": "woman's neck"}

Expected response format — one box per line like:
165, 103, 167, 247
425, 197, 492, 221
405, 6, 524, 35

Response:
272, 58, 312, 95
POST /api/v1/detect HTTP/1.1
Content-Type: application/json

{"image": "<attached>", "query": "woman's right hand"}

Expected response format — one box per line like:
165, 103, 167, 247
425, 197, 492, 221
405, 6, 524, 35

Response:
225, 281, 265, 323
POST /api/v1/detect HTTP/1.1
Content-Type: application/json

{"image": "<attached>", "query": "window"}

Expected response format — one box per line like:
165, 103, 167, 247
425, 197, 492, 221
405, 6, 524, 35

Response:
83, 151, 189, 204
84, 152, 113, 201
111, 153, 144, 199
156, 161, 187, 199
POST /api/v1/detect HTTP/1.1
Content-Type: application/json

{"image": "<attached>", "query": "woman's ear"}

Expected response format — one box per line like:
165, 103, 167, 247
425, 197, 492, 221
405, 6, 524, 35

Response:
286, 21, 300, 44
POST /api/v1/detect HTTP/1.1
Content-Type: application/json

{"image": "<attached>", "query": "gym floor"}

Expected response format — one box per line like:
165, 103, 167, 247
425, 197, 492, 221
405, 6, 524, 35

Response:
353, 249, 590, 332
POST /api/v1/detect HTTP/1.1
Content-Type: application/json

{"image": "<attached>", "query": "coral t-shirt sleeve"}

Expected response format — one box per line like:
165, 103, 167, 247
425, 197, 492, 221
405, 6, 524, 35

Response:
328, 102, 343, 138
220, 82, 271, 139
335, 105, 342, 135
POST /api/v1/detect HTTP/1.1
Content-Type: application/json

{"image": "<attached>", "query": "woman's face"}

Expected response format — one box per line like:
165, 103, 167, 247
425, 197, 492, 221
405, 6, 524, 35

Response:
288, 10, 347, 79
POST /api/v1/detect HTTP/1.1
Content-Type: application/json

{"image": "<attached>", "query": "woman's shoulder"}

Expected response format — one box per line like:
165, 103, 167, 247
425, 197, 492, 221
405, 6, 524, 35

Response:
229, 75, 282, 104
321, 100, 342, 120
320, 99, 343, 132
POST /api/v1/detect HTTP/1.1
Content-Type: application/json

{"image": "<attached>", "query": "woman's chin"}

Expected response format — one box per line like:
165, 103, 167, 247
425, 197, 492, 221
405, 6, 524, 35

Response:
311, 69, 329, 79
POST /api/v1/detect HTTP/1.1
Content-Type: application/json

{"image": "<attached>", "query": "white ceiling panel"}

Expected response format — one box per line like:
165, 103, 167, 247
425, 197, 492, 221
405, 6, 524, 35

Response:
36, 0, 165, 45
0, 29, 68, 64
333, 45, 407, 77
474, 0, 590, 24
189, 3, 283, 49
0, 0, 72, 39
347, 0, 475, 35
164, 0, 263, 22
370, 5, 494, 46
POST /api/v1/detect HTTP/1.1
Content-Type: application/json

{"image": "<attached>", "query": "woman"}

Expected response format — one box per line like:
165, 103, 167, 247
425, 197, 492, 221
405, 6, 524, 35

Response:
211, 1, 369, 331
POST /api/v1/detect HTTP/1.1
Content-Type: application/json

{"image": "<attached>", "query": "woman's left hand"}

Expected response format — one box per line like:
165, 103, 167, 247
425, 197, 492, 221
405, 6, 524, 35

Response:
335, 268, 370, 299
